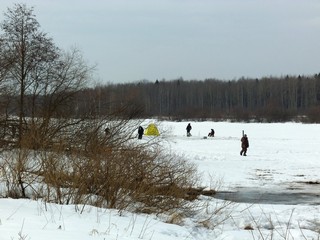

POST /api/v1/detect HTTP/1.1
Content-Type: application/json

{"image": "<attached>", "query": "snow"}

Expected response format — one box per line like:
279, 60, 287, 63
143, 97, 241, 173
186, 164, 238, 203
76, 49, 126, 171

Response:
1, 121, 320, 239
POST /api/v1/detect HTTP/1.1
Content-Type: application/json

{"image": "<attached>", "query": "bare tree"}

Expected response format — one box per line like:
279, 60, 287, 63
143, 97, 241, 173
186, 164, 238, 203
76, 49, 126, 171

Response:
0, 3, 92, 197
0, 4, 92, 148
0, 4, 58, 143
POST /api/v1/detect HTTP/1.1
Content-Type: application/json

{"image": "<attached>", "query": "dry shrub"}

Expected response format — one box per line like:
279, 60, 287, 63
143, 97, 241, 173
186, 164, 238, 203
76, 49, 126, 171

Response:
0, 117, 202, 215
42, 119, 201, 214
129, 152, 200, 214
67, 133, 201, 214
0, 148, 41, 199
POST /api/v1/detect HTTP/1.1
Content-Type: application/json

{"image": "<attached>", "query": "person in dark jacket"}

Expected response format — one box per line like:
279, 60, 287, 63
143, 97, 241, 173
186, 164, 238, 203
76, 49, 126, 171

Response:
208, 129, 215, 137
138, 126, 144, 139
240, 134, 249, 156
186, 123, 192, 137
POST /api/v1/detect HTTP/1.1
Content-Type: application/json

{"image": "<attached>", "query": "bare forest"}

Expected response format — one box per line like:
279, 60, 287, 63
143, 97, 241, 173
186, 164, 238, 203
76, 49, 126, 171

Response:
83, 75, 320, 123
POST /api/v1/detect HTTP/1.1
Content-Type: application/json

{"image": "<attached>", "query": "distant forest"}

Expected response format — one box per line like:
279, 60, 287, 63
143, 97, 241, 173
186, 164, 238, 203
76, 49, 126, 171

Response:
77, 74, 320, 123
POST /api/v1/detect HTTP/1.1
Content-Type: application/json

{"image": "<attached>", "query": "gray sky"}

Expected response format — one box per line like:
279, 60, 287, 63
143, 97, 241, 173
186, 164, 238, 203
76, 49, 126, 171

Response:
1, 0, 320, 84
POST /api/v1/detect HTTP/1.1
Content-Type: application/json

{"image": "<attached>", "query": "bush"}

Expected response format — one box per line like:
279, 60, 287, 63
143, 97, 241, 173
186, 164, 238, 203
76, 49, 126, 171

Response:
0, 117, 202, 215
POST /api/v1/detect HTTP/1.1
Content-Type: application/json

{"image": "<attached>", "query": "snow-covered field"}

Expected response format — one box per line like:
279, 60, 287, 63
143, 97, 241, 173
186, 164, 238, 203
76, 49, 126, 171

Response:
1, 121, 320, 239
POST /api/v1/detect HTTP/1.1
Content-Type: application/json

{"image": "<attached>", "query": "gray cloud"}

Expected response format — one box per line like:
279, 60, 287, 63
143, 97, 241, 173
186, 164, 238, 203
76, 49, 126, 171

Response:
1, 0, 320, 83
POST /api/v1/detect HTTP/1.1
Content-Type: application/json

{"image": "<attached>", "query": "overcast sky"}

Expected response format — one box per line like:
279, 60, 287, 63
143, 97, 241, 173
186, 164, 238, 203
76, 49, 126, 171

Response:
1, 0, 320, 84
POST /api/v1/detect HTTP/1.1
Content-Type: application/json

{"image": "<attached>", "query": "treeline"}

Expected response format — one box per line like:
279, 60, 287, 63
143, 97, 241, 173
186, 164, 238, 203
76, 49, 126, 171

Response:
80, 74, 320, 122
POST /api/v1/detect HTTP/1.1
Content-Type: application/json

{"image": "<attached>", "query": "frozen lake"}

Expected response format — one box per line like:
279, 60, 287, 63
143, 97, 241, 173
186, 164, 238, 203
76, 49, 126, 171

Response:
152, 120, 320, 205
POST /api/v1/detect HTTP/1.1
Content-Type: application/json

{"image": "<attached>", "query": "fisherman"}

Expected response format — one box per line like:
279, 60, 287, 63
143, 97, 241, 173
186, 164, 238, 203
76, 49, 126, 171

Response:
240, 134, 249, 156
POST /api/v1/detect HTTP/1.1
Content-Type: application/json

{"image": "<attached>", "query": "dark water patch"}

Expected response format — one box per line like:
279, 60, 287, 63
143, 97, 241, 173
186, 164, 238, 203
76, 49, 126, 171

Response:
214, 187, 320, 205
300, 181, 320, 185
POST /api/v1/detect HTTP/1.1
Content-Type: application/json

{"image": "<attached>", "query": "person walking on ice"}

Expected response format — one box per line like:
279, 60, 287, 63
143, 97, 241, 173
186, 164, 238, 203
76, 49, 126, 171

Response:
240, 134, 249, 156
186, 123, 192, 137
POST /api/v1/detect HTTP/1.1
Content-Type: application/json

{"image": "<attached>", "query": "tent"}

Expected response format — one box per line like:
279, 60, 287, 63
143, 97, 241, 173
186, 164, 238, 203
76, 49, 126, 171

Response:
144, 123, 160, 136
